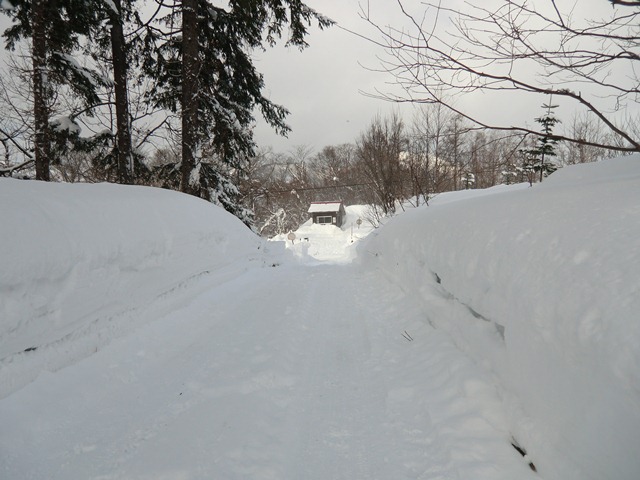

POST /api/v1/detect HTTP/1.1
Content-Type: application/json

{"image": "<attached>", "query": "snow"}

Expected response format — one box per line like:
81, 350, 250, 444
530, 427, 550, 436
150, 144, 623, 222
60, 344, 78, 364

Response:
307, 201, 343, 213
359, 155, 640, 480
0, 179, 263, 395
273, 204, 375, 264
1, 156, 639, 479
55, 52, 113, 88
50, 115, 81, 134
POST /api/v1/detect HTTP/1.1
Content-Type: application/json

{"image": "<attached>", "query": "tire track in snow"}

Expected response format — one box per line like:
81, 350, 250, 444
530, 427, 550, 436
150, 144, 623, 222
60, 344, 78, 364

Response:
0, 263, 538, 479
269, 265, 458, 479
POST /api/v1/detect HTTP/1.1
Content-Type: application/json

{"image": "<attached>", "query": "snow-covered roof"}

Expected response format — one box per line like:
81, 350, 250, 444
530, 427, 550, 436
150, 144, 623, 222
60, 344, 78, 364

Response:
308, 202, 343, 213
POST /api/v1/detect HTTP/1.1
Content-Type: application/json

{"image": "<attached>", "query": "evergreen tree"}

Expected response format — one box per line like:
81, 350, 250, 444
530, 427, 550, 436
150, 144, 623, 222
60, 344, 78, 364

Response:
140, 0, 332, 223
88, 0, 139, 184
2, 0, 110, 180
105, 0, 135, 184
527, 101, 561, 182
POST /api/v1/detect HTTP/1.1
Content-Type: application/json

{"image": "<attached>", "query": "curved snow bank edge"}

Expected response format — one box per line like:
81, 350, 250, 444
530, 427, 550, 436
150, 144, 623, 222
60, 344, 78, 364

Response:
0, 180, 268, 378
358, 156, 640, 480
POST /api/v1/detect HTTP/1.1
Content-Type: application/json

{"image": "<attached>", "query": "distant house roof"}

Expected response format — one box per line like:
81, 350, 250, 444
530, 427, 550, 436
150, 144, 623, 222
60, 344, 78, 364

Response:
308, 201, 343, 213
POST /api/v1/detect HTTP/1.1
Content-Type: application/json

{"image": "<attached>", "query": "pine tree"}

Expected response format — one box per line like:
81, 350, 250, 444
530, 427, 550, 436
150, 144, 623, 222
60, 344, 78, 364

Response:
87, 0, 139, 184
528, 101, 561, 182
106, 0, 135, 184
181, 0, 199, 195
140, 0, 333, 223
2, 0, 110, 180
32, 0, 49, 180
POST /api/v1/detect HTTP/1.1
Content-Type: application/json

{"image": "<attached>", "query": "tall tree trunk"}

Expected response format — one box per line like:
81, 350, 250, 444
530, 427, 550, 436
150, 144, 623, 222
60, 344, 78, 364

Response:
181, 0, 199, 194
110, 0, 133, 184
32, 0, 50, 181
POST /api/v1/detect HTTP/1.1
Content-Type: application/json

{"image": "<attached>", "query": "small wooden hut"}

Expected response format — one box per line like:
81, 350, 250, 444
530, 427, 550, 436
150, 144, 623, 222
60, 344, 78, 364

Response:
308, 201, 346, 227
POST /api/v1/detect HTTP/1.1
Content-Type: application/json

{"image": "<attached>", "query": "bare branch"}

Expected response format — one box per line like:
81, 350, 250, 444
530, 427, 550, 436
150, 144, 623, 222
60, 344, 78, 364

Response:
361, 0, 640, 152
0, 158, 35, 176
608, 1, 640, 6
0, 125, 34, 160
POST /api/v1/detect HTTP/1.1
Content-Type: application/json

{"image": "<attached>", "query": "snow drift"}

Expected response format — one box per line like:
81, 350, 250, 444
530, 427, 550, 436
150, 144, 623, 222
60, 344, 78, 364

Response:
360, 156, 640, 480
0, 179, 263, 394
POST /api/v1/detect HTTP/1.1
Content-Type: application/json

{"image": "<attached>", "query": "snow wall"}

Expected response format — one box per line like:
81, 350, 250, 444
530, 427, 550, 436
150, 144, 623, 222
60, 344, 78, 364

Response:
0, 179, 263, 364
360, 156, 640, 480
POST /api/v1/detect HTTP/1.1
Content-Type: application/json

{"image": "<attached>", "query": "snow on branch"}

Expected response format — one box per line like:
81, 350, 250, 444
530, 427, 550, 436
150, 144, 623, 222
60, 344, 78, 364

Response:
50, 116, 81, 135
54, 52, 114, 89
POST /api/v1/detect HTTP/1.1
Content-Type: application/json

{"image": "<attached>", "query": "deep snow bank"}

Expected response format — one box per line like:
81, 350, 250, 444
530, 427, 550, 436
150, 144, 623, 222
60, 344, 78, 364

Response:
360, 156, 640, 480
1, 179, 262, 367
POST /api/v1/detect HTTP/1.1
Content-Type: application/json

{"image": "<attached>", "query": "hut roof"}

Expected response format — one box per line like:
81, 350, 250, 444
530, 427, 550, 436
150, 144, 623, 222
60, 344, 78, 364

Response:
308, 201, 343, 213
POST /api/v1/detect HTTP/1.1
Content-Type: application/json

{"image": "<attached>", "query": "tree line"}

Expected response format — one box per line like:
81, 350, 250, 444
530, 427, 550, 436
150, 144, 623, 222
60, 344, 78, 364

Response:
241, 105, 627, 237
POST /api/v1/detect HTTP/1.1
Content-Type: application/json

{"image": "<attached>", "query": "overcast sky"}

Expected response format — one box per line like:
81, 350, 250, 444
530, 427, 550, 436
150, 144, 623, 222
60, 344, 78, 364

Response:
251, 0, 537, 154
252, 0, 635, 155
252, 0, 415, 154
251, 0, 518, 154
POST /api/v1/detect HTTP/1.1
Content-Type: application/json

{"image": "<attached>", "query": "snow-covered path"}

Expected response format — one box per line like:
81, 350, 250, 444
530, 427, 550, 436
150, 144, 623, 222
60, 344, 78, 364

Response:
1, 263, 535, 480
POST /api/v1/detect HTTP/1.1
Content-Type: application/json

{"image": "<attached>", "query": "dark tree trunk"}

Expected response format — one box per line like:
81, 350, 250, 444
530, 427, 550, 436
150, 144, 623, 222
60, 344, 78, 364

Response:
32, 0, 50, 181
110, 0, 133, 184
181, 0, 199, 194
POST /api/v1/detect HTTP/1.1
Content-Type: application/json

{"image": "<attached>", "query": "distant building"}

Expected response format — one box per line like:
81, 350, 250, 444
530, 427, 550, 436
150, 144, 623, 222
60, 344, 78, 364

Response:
308, 201, 346, 227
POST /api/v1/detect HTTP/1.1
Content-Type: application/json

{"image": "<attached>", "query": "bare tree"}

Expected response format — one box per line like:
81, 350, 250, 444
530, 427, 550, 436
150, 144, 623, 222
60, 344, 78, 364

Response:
0, 53, 34, 176
237, 147, 317, 237
467, 131, 506, 189
409, 103, 456, 195
355, 113, 406, 214
441, 114, 467, 191
308, 143, 371, 204
561, 112, 618, 164
363, 0, 640, 153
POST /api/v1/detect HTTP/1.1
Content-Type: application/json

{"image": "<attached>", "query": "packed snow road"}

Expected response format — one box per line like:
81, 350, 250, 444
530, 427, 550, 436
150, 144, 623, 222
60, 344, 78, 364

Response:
0, 263, 535, 480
